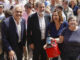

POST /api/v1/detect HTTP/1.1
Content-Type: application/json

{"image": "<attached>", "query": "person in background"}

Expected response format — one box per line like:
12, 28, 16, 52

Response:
44, 0, 50, 7
19, 0, 27, 6
45, 10, 68, 60
34, 2, 40, 12
0, 3, 5, 20
57, 16, 80, 60
50, 0, 56, 13
69, 0, 79, 16
0, 3, 5, 60
56, 5, 66, 21
0, 0, 10, 10
22, 2, 34, 60
4, 10, 12, 18
23, 3, 34, 28
77, 8, 80, 25
1, 5, 26, 60
62, 0, 73, 21
45, 6, 51, 16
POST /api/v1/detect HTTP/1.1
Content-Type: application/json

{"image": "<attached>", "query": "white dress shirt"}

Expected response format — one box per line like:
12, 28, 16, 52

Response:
13, 17, 22, 43
38, 14, 46, 40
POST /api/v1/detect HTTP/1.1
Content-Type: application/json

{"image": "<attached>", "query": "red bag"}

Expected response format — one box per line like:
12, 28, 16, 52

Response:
46, 40, 61, 58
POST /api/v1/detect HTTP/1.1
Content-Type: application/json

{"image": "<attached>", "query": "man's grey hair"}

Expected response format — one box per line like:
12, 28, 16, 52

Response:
12, 4, 23, 12
37, 2, 45, 7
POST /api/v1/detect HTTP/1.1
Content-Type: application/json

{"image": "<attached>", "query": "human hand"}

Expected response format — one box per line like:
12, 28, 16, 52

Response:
23, 46, 27, 53
43, 44, 47, 50
30, 44, 34, 50
9, 50, 15, 60
51, 38, 55, 42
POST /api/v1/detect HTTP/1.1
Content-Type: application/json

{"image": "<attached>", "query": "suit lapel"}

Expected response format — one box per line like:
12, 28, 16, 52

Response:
44, 16, 47, 28
10, 17, 19, 38
35, 13, 40, 31
36, 13, 47, 31
21, 19, 24, 40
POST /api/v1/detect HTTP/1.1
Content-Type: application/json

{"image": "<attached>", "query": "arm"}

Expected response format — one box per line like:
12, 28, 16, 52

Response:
2, 21, 15, 60
27, 16, 33, 46
56, 28, 67, 43
22, 20, 27, 46
1, 21, 12, 52
51, 28, 66, 43
51, 37, 64, 43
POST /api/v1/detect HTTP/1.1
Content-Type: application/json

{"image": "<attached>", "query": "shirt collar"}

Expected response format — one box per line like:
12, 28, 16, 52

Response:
37, 12, 44, 19
12, 16, 22, 25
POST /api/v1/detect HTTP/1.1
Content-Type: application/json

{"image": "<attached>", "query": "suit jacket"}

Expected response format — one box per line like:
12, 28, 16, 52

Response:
27, 13, 50, 48
1, 16, 26, 53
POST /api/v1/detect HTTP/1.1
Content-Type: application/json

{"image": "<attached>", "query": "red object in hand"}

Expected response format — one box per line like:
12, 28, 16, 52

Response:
46, 40, 61, 58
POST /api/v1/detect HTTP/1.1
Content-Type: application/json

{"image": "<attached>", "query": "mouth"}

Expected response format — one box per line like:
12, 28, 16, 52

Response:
70, 23, 76, 26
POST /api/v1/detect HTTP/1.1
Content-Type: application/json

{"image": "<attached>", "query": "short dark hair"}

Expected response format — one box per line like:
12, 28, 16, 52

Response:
57, 5, 63, 10
63, 0, 69, 4
68, 16, 77, 22
4, 10, 12, 18
24, 3, 32, 9
35, 2, 39, 8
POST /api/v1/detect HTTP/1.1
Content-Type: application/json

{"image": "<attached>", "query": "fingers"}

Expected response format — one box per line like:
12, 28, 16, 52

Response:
30, 44, 34, 50
9, 55, 14, 60
9, 50, 15, 60
43, 44, 47, 49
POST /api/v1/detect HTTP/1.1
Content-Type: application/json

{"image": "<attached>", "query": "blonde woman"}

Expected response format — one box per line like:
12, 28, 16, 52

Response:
69, 0, 79, 16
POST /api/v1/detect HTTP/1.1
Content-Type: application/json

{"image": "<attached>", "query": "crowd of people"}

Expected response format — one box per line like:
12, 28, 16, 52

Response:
0, 0, 80, 60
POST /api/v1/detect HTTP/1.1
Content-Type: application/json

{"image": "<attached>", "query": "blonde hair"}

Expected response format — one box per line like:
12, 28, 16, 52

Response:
70, 0, 77, 5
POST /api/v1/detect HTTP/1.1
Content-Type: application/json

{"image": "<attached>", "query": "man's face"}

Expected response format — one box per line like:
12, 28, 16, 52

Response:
13, 7, 23, 20
0, 0, 4, 2
51, 0, 55, 5
38, 3, 45, 14
0, 5, 4, 14
62, 1, 68, 9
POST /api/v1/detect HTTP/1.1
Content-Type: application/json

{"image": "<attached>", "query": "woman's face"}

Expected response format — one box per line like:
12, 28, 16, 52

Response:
70, 1, 75, 6
69, 19, 77, 27
77, 9, 80, 16
52, 12, 59, 22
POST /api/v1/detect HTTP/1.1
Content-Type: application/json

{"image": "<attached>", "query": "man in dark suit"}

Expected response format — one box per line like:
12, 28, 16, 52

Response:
1, 5, 26, 60
27, 2, 50, 60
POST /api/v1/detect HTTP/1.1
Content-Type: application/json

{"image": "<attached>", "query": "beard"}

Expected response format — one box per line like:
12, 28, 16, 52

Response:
38, 11, 45, 17
39, 11, 45, 15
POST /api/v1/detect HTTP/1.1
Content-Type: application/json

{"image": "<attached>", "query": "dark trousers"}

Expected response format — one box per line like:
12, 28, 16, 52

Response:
62, 56, 78, 60
33, 40, 47, 60
0, 53, 4, 60
33, 48, 47, 60
52, 57, 58, 60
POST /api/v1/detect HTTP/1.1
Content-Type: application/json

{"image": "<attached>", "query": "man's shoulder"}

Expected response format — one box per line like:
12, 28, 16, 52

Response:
2, 16, 13, 27
3, 17, 10, 24
29, 12, 37, 18
3, 16, 12, 22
